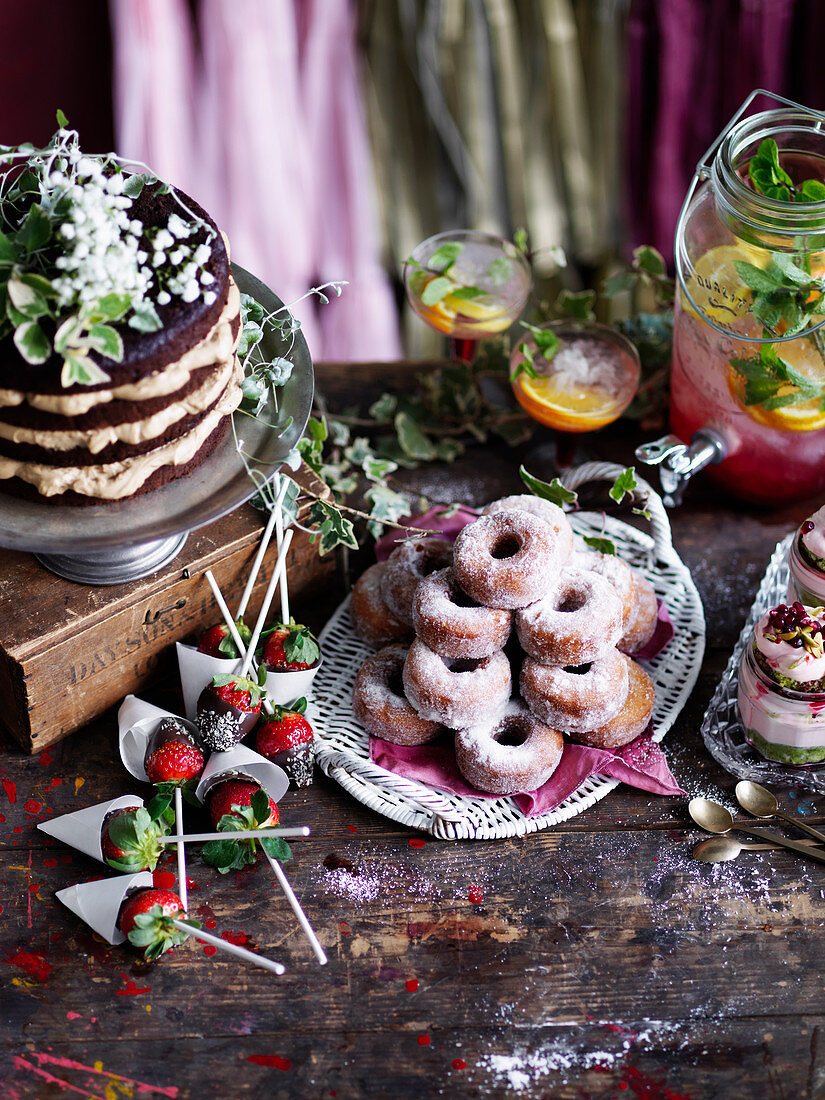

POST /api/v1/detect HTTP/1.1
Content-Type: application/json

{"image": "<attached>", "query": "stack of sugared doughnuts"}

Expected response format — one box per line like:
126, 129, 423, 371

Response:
351, 495, 658, 795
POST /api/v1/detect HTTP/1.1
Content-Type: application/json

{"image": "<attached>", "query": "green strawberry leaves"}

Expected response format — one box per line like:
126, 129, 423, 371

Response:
103, 806, 171, 873
201, 800, 292, 875
127, 904, 197, 960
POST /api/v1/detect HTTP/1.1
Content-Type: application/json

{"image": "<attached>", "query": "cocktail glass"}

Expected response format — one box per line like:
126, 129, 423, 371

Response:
403, 230, 532, 362
510, 320, 640, 470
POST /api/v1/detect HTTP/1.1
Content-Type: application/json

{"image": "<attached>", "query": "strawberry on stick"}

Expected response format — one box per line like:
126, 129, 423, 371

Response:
255, 697, 315, 787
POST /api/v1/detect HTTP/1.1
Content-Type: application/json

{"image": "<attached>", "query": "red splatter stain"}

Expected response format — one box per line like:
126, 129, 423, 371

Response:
205, 919, 217, 930
0, 904, 4, 915
338, 921, 351, 936
4, 949, 52, 982
620, 1065, 692, 1099
61, 853, 72, 863
408, 838, 425, 849
13, 826, 22, 834
468, 885, 483, 903
153, 870, 176, 889
186, 877, 196, 891
38, 750, 53, 766
66, 1012, 81, 1020
28, 884, 40, 895
24, 800, 41, 815
405, 979, 419, 992
247, 1055, 291, 1070
346, 825, 357, 833
417, 1034, 430, 1046
44, 858, 57, 868
116, 977, 151, 996
44, 778, 62, 792
0, 814, 5, 822
203, 945, 217, 957
221, 930, 248, 946
2, 778, 16, 804
452, 1059, 466, 1070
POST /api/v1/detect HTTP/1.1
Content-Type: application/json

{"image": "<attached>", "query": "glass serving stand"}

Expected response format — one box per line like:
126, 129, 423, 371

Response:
0, 264, 314, 585
702, 533, 825, 794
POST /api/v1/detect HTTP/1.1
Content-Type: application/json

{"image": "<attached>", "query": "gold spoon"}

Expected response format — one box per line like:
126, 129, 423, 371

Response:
692, 834, 822, 863
735, 780, 825, 845
688, 797, 825, 866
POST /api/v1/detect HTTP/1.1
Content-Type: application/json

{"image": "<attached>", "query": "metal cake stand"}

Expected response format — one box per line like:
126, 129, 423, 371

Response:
0, 265, 314, 585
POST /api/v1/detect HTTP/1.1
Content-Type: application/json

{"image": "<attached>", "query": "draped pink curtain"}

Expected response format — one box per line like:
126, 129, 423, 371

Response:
109, 0, 401, 363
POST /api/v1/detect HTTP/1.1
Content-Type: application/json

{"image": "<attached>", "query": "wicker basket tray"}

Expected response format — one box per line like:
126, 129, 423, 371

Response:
309, 462, 706, 839
701, 532, 825, 794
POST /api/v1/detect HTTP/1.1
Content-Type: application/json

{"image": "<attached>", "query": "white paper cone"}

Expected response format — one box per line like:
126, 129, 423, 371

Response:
56, 871, 153, 945
38, 795, 145, 863
118, 695, 200, 782
176, 642, 242, 721
264, 661, 321, 707
195, 743, 289, 806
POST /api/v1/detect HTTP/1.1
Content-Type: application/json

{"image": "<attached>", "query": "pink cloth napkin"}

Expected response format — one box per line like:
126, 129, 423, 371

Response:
375, 505, 481, 561
370, 727, 685, 818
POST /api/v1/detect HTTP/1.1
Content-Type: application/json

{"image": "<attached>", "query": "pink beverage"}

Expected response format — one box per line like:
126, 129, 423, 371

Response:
670, 304, 825, 504
669, 97, 825, 504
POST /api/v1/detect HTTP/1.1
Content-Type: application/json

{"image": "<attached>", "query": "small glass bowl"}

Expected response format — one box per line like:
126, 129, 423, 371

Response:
737, 642, 825, 767
787, 530, 825, 606
509, 320, 640, 433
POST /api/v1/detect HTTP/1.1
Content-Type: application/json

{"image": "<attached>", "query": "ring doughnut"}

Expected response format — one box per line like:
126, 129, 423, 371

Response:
570, 657, 655, 749
619, 574, 659, 655
352, 644, 444, 745
350, 563, 413, 648
515, 567, 623, 665
412, 567, 512, 659
573, 546, 636, 629
482, 494, 574, 561
520, 647, 629, 732
380, 537, 453, 627
454, 700, 563, 795
452, 510, 567, 610
402, 637, 511, 728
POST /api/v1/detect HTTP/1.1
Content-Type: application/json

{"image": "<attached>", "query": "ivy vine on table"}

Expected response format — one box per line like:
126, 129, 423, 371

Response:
263, 242, 673, 557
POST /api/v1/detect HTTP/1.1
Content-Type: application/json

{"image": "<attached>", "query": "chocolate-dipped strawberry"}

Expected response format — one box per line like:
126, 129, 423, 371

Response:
144, 718, 205, 787
202, 778, 289, 874
255, 697, 315, 788
117, 886, 193, 960
100, 801, 172, 873
196, 668, 267, 751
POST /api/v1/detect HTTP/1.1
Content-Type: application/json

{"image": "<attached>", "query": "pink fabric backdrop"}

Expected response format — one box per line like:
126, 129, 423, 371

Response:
109, 0, 401, 363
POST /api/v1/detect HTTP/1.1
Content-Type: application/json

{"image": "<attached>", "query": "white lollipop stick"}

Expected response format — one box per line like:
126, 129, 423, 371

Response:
171, 919, 285, 975
239, 528, 294, 680
158, 826, 310, 844
205, 570, 275, 716
235, 476, 290, 621
205, 572, 248, 657
262, 848, 328, 966
274, 475, 291, 624
174, 787, 188, 913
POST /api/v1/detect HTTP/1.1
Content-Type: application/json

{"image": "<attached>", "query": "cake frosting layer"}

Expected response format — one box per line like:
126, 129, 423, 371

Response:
0, 363, 243, 500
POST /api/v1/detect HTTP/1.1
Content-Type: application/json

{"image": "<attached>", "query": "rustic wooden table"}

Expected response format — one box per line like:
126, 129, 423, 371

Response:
1, 408, 823, 1100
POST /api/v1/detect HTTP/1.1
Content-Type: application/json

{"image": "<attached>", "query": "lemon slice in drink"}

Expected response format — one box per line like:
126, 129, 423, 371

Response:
684, 243, 768, 325
518, 374, 620, 431
729, 335, 825, 432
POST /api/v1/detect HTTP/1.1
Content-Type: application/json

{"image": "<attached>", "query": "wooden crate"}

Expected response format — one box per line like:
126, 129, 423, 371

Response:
0, 502, 336, 753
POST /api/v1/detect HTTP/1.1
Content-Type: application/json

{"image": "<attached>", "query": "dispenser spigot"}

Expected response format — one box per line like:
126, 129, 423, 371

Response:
635, 429, 727, 507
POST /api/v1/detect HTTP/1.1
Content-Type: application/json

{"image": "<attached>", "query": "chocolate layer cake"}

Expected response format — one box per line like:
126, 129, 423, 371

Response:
0, 138, 245, 504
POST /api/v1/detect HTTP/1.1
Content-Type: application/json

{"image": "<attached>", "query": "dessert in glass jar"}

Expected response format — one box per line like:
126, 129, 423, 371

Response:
787, 505, 825, 605
737, 602, 825, 765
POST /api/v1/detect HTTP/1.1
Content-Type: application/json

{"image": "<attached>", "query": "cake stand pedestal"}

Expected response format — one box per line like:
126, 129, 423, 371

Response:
0, 265, 313, 585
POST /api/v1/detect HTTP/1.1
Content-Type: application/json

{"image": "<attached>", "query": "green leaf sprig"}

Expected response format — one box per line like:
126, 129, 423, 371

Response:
405, 240, 513, 309
748, 139, 825, 203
